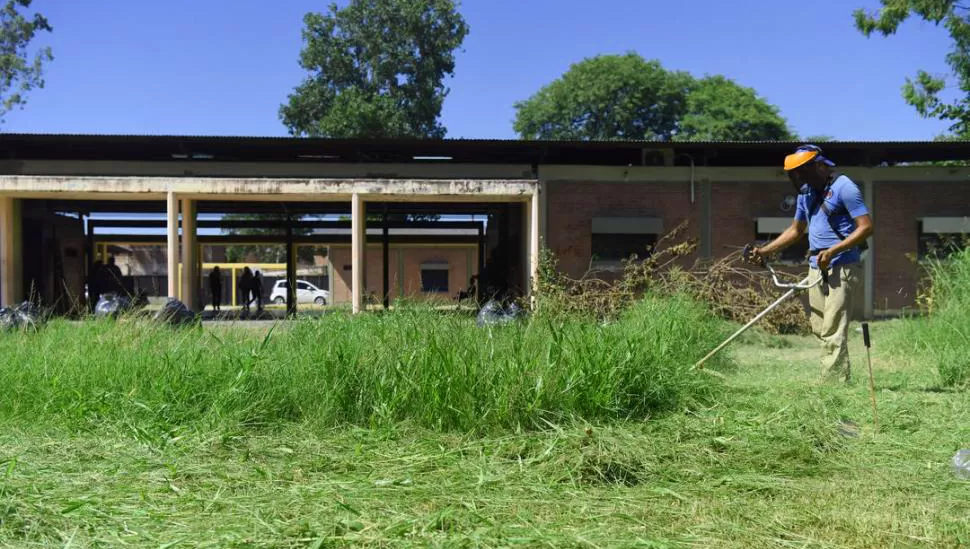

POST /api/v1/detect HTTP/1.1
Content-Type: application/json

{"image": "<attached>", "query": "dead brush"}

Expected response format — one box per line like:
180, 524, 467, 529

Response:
533, 220, 810, 334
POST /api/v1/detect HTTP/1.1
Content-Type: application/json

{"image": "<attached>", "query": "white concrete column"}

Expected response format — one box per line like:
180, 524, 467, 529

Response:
538, 180, 548, 250
166, 191, 179, 298
180, 198, 199, 310
529, 189, 541, 296
351, 193, 365, 314
0, 197, 22, 307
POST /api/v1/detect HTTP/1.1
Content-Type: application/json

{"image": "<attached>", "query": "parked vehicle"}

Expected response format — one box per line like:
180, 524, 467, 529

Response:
269, 279, 329, 305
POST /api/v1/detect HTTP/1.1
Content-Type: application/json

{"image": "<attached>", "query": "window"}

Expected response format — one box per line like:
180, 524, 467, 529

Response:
277, 280, 288, 289
297, 281, 311, 291
591, 217, 662, 268
420, 262, 449, 293
755, 218, 808, 264
919, 218, 970, 261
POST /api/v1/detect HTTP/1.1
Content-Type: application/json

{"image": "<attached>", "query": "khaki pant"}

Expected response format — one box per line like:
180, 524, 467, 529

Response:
808, 263, 860, 382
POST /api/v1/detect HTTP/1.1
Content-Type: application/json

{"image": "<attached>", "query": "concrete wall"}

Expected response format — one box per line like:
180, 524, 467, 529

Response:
21, 208, 85, 311
330, 244, 478, 305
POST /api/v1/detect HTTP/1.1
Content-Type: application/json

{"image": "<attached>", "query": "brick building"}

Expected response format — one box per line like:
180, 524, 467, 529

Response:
0, 134, 968, 316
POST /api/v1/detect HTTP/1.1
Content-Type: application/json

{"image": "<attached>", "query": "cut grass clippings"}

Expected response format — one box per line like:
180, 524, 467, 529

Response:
1, 299, 968, 547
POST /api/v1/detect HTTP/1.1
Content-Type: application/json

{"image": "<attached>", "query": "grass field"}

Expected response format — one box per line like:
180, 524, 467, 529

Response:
1, 297, 969, 547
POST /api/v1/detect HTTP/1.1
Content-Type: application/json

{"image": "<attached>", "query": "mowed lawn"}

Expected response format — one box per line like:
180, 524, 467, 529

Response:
1, 318, 968, 548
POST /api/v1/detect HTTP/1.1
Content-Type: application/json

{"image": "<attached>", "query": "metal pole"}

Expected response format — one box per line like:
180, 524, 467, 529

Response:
693, 276, 811, 370
862, 322, 879, 431
286, 221, 296, 317
382, 205, 389, 309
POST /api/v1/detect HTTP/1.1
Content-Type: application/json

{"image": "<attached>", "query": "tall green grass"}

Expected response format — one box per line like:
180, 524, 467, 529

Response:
0, 294, 727, 433
889, 248, 970, 386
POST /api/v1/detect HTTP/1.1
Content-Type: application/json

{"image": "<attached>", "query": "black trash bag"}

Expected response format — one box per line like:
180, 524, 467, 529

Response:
476, 299, 506, 327
0, 301, 42, 331
505, 302, 527, 321
95, 293, 131, 318
153, 298, 196, 326
476, 299, 527, 327
95, 291, 150, 318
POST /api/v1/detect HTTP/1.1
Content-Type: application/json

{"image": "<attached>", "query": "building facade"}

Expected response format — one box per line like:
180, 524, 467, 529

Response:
1, 135, 968, 317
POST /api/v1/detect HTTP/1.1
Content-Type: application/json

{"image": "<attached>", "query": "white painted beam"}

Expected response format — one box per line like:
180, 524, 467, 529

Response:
0, 176, 538, 200
3, 160, 535, 180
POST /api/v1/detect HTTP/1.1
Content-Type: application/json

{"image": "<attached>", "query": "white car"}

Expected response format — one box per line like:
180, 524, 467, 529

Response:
269, 279, 329, 305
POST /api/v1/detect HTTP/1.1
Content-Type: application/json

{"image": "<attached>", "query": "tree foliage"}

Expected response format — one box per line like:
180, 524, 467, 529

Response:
801, 135, 836, 143
280, 0, 468, 138
513, 54, 693, 140
221, 214, 315, 264
855, 1, 970, 135
674, 76, 794, 141
0, 0, 52, 123
513, 53, 792, 141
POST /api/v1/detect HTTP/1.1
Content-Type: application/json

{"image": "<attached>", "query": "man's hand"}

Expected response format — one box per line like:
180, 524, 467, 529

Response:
817, 248, 834, 270
743, 244, 768, 266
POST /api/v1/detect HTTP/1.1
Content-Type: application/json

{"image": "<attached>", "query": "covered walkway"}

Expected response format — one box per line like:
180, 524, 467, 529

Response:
0, 176, 544, 314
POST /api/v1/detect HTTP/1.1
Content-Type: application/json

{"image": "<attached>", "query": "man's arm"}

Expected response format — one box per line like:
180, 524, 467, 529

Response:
817, 214, 873, 269
752, 219, 807, 261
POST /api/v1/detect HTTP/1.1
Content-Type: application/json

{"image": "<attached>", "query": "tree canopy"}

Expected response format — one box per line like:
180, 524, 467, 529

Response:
0, 0, 52, 124
280, 0, 469, 138
513, 53, 793, 141
855, 1, 970, 136
674, 75, 793, 141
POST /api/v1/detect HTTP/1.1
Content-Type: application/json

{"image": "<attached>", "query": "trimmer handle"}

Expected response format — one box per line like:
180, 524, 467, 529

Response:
742, 243, 767, 268
742, 242, 822, 291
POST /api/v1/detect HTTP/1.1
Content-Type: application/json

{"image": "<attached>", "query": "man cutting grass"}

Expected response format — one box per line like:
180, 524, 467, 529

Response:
749, 145, 874, 382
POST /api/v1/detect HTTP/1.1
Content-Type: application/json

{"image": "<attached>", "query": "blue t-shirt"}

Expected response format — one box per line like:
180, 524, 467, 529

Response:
794, 174, 869, 268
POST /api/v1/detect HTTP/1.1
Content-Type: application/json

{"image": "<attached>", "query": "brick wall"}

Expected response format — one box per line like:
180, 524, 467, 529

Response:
547, 177, 970, 315
873, 181, 970, 311
546, 179, 866, 316
545, 181, 700, 279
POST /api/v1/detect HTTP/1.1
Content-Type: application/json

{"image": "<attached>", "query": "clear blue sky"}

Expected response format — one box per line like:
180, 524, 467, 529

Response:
3, 0, 956, 141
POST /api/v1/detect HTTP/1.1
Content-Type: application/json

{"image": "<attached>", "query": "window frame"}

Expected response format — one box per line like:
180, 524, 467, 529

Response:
918, 218, 970, 262
755, 217, 808, 265
420, 262, 449, 293
590, 216, 663, 271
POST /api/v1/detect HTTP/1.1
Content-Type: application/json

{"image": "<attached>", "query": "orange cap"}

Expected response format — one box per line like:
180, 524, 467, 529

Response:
784, 150, 818, 171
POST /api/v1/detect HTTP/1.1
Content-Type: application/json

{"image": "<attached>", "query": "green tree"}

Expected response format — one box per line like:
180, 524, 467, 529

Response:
513, 53, 792, 141
513, 54, 693, 140
0, 0, 52, 123
855, 1, 970, 135
221, 214, 315, 264
674, 75, 793, 141
801, 135, 836, 143
280, 0, 469, 138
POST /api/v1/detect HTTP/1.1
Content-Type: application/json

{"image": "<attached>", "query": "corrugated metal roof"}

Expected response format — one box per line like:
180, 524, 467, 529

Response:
0, 132, 965, 145
1, 132, 969, 167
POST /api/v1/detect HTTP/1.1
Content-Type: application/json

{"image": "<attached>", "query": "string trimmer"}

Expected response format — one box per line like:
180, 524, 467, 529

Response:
693, 244, 826, 370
